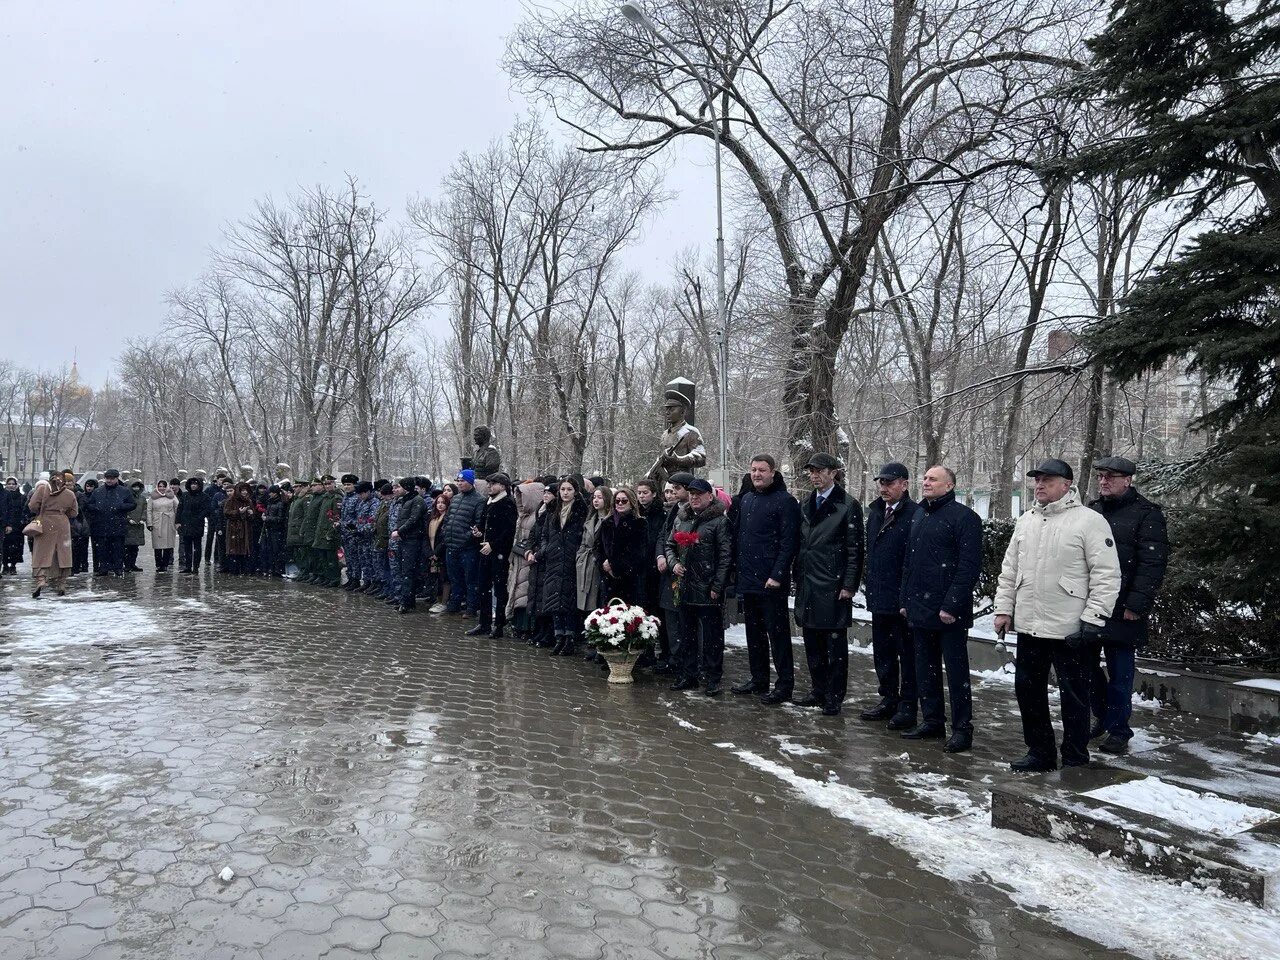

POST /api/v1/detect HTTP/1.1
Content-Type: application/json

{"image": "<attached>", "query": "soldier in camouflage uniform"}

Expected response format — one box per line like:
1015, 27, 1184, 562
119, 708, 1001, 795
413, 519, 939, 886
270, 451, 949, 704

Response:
338, 474, 361, 589
352, 481, 378, 591
371, 482, 393, 598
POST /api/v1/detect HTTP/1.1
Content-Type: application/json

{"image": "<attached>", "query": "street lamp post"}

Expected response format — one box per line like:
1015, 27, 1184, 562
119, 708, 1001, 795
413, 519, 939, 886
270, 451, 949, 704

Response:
621, 2, 730, 487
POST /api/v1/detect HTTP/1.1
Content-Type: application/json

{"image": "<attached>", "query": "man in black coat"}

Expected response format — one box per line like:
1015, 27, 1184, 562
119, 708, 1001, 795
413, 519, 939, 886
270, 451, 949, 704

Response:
666, 478, 733, 696
656, 472, 695, 668
86, 469, 137, 576
390, 478, 428, 614
860, 461, 921, 728
793, 453, 864, 716
470, 473, 518, 638
898, 465, 983, 752
1088, 456, 1170, 754
730, 454, 802, 703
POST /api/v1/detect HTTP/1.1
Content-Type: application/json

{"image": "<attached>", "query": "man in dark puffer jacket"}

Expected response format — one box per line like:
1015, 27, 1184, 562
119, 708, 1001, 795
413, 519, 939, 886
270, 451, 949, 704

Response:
442, 469, 486, 617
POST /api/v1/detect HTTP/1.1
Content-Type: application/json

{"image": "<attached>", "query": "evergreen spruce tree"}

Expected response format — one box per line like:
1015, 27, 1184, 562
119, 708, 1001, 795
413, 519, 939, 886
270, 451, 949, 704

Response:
1076, 0, 1280, 652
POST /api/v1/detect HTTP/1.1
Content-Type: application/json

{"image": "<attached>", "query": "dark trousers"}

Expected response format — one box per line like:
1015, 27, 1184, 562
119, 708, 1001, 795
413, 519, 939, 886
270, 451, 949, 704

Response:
1089, 642, 1136, 741
91, 536, 103, 572
203, 526, 218, 562
180, 536, 202, 571
98, 536, 125, 575
3, 530, 24, 565
914, 624, 973, 733
72, 536, 89, 573
1015, 635, 1092, 766
154, 548, 174, 571
742, 591, 794, 693
661, 605, 682, 662
226, 554, 248, 574
312, 547, 340, 585
261, 536, 285, 576
446, 548, 480, 614
397, 538, 424, 607
676, 604, 725, 686
802, 628, 848, 706
124, 544, 140, 570
476, 554, 511, 628
871, 612, 917, 714
551, 610, 580, 635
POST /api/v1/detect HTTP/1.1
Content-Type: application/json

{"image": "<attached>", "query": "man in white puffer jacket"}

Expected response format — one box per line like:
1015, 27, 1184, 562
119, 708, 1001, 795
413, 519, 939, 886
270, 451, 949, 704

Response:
995, 458, 1120, 772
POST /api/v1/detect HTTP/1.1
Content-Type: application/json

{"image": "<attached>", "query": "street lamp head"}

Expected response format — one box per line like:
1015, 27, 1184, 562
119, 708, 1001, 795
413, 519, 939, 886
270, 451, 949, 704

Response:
620, 2, 650, 27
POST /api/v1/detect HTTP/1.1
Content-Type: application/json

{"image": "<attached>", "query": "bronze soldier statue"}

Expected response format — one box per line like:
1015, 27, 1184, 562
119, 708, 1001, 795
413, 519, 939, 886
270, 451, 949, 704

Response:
648, 379, 707, 487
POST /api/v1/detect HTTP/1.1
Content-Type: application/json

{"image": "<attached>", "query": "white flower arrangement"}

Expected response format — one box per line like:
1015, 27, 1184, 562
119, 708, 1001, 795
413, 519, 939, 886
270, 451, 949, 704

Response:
583, 598, 660, 653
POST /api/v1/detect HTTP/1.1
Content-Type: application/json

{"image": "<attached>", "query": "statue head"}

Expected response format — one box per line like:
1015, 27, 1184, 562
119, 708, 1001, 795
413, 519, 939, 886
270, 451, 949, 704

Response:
473, 426, 492, 447
275, 462, 291, 479
662, 393, 689, 429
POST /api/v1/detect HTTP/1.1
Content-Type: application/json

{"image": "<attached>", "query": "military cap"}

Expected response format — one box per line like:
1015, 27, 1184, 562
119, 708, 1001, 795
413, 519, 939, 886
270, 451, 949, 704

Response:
668, 471, 697, 488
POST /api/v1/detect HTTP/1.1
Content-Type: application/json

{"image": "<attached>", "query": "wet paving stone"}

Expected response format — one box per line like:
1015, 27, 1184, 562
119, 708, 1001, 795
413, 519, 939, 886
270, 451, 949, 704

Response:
0, 569, 1200, 959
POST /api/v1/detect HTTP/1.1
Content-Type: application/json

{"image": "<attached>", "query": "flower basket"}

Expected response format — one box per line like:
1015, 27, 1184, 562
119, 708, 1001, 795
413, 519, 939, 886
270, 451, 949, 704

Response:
584, 598, 660, 685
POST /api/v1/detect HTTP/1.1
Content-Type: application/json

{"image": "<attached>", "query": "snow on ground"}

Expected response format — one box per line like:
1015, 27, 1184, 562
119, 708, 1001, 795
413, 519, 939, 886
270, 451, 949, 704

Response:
172, 598, 212, 611
1083, 776, 1279, 837
667, 712, 704, 732
771, 735, 822, 757
5, 596, 162, 653
720, 744, 1280, 960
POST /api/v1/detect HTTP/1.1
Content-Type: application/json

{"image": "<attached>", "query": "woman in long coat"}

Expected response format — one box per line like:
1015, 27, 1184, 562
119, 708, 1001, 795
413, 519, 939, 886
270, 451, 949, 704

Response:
504, 480, 545, 643
2, 476, 26, 573
222, 482, 254, 574
147, 480, 178, 572
124, 481, 148, 571
530, 478, 588, 656
28, 474, 79, 597
596, 486, 650, 608
577, 485, 612, 661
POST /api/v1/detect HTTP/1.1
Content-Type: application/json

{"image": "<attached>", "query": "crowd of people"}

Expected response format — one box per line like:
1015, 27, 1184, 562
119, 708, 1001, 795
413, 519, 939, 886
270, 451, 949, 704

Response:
7, 431, 1168, 773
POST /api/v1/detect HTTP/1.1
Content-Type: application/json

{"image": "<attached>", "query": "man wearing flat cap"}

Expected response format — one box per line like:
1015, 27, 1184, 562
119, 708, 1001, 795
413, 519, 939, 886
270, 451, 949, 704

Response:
656, 471, 697, 665
648, 387, 707, 487
86, 468, 136, 577
793, 452, 863, 716
860, 461, 921, 727
1087, 456, 1169, 754
995, 458, 1121, 772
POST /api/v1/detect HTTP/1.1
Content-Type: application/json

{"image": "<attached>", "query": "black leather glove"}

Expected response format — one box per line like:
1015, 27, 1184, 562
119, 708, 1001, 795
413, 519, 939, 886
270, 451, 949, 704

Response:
1064, 620, 1107, 649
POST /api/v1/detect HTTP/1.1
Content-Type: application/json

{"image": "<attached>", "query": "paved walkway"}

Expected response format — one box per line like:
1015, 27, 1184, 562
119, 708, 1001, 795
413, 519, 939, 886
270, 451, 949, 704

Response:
0, 564, 1235, 959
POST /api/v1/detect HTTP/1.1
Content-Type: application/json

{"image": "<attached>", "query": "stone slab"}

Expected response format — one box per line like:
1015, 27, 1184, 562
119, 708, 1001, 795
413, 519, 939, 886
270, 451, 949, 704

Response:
991, 736, 1280, 907
1229, 683, 1280, 735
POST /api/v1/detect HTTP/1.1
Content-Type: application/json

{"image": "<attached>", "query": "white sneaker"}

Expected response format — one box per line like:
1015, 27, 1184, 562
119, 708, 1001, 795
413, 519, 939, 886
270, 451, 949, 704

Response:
428, 603, 446, 614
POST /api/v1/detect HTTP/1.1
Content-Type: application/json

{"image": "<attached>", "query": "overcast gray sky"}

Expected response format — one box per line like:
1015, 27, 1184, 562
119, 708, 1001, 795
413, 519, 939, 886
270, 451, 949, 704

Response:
1, 0, 715, 383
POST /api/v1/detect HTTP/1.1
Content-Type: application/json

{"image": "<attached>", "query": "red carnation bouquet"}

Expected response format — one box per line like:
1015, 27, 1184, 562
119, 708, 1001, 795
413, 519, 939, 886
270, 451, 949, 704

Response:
671, 530, 700, 605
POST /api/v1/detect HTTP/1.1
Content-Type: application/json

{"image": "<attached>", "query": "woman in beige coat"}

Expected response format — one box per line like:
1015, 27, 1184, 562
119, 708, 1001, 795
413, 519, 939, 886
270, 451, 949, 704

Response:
505, 480, 545, 641
27, 474, 79, 597
147, 480, 178, 572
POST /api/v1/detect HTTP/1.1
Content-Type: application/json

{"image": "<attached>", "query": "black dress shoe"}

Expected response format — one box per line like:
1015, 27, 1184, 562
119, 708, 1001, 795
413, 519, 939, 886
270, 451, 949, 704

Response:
704, 683, 722, 697
943, 733, 972, 753
489, 626, 505, 640
1009, 753, 1057, 772
822, 704, 841, 716
760, 690, 791, 706
670, 677, 699, 691
464, 625, 488, 637
32, 585, 42, 599
1097, 734, 1129, 755
396, 604, 412, 615
793, 695, 823, 708
1088, 721, 1106, 740
887, 711, 916, 731
901, 723, 946, 740
859, 702, 897, 721
730, 681, 767, 695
